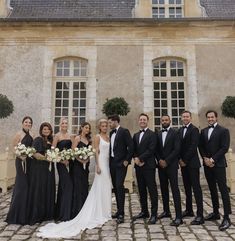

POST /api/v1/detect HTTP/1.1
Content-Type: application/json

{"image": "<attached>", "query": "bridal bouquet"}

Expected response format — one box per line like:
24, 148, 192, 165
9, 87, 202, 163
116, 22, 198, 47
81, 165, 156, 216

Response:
46, 147, 61, 171
60, 148, 74, 161
73, 145, 96, 169
15, 143, 36, 173
15, 143, 36, 158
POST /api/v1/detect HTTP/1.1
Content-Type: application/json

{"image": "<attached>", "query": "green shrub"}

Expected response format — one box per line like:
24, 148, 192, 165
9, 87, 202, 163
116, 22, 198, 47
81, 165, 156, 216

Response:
221, 96, 235, 118
0, 94, 14, 119
102, 97, 130, 116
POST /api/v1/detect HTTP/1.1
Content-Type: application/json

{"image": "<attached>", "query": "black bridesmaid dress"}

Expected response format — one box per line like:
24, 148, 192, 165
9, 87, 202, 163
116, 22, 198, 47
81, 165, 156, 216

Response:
71, 141, 90, 219
5, 129, 33, 225
55, 140, 73, 221
27, 137, 55, 225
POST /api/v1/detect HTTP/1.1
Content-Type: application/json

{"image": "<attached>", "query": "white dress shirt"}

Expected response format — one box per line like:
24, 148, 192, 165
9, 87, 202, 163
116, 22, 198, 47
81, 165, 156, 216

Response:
139, 127, 148, 143
110, 125, 120, 157
162, 127, 170, 147
208, 122, 217, 140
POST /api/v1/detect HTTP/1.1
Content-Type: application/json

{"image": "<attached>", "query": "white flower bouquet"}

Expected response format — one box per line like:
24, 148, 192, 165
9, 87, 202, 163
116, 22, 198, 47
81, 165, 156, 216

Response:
73, 145, 95, 169
46, 147, 61, 171
15, 142, 36, 158
14, 143, 36, 173
60, 148, 74, 161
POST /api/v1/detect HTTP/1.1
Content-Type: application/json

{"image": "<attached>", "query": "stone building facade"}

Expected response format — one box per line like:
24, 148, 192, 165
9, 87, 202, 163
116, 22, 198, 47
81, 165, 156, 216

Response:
0, 0, 235, 151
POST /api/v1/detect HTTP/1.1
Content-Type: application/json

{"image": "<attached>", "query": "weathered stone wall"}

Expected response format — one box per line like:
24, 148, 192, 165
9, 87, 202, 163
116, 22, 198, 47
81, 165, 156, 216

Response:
196, 45, 235, 150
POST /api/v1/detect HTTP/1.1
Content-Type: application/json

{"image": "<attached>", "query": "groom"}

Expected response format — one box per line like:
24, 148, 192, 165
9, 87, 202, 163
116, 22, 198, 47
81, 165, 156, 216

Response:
108, 114, 134, 224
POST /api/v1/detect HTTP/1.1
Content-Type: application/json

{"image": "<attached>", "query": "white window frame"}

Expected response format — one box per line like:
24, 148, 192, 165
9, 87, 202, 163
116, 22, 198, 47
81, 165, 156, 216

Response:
153, 58, 187, 130
152, 0, 184, 18
53, 58, 88, 135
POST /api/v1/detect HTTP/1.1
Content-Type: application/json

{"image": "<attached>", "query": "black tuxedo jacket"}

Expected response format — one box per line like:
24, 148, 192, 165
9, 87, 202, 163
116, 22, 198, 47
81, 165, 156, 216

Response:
109, 126, 134, 167
178, 123, 201, 168
156, 128, 180, 167
199, 124, 230, 167
133, 128, 157, 169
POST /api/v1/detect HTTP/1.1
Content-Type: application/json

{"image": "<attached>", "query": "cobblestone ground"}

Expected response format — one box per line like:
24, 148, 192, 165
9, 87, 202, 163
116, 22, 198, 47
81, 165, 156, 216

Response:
0, 186, 235, 241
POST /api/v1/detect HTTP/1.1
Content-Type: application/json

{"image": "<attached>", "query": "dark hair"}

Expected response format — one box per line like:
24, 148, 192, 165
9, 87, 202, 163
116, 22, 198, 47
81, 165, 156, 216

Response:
181, 110, 192, 117
206, 110, 218, 118
139, 113, 149, 120
39, 122, 53, 145
161, 114, 171, 119
22, 116, 33, 125
78, 122, 92, 144
107, 114, 120, 123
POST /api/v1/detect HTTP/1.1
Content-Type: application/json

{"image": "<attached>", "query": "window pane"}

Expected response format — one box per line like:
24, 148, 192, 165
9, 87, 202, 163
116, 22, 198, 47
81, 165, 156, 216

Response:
160, 61, 166, 68
154, 82, 160, 89
74, 61, 80, 68
54, 117, 60, 125
171, 69, 177, 76
154, 109, 160, 116
81, 69, 87, 76
62, 108, 68, 116
56, 91, 62, 98
154, 100, 160, 107
171, 82, 177, 90
63, 100, 69, 107
80, 82, 86, 89
161, 82, 167, 90
179, 100, 185, 107
162, 100, 167, 107
171, 91, 177, 98
172, 100, 177, 107
80, 91, 86, 98
154, 91, 160, 98
179, 91, 184, 98
55, 108, 61, 116
169, 0, 175, 4
64, 69, 70, 76
73, 82, 80, 90
80, 100, 86, 107
73, 91, 79, 98
178, 82, 184, 89
56, 69, 62, 76
80, 109, 86, 116
56, 100, 61, 107
176, 0, 182, 4
56, 82, 62, 89
64, 60, 70, 68
73, 100, 79, 107
162, 109, 168, 115
74, 69, 80, 76
178, 69, 184, 76
57, 61, 63, 68
153, 69, 159, 76
63, 82, 69, 89
161, 91, 167, 98
63, 91, 69, 98
161, 69, 166, 77
172, 109, 178, 116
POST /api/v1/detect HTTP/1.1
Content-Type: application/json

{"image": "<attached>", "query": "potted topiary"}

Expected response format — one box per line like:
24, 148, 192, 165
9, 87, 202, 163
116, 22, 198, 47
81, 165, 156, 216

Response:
0, 94, 14, 119
221, 96, 235, 119
102, 97, 130, 117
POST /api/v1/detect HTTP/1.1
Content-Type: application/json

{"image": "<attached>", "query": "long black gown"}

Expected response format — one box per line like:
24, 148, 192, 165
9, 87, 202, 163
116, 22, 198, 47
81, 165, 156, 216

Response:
27, 137, 55, 225
55, 140, 73, 221
71, 141, 90, 219
5, 130, 33, 225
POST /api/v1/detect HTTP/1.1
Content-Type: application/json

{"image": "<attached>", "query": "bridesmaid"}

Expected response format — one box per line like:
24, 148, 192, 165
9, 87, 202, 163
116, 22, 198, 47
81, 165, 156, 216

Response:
71, 122, 92, 218
27, 122, 55, 225
53, 118, 73, 221
6, 116, 34, 225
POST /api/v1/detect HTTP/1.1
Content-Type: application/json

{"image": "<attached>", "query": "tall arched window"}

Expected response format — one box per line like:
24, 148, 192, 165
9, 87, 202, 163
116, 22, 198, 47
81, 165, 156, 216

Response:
153, 58, 186, 130
53, 57, 88, 134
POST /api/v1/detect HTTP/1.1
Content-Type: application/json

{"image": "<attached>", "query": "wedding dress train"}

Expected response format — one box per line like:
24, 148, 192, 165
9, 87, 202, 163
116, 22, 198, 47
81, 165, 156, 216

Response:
37, 136, 112, 238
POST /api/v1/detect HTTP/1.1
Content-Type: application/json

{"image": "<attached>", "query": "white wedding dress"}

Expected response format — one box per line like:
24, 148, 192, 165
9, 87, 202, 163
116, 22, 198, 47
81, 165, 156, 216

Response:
37, 136, 112, 238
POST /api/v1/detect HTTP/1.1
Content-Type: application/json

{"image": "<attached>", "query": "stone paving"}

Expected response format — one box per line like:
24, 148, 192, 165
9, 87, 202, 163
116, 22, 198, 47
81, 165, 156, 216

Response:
0, 185, 235, 241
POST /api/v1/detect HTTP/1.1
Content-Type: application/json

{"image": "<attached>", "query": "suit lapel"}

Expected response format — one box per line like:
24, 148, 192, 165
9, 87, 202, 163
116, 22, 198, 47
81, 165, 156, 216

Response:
208, 124, 218, 142
184, 123, 192, 139
139, 129, 148, 145
164, 128, 172, 147
113, 127, 121, 148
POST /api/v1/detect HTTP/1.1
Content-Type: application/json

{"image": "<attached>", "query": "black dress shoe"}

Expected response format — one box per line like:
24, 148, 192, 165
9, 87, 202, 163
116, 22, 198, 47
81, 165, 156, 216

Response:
182, 210, 194, 218
190, 216, 204, 225
205, 212, 220, 221
112, 212, 119, 219
170, 218, 183, 227
219, 218, 231, 231
148, 215, 157, 225
158, 211, 172, 219
117, 215, 124, 224
132, 212, 150, 221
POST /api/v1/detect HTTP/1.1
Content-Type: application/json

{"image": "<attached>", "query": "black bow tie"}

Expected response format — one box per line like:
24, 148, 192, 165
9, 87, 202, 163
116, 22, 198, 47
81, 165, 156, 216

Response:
183, 126, 188, 129
162, 129, 168, 132
139, 129, 145, 133
111, 129, 117, 135
209, 125, 214, 129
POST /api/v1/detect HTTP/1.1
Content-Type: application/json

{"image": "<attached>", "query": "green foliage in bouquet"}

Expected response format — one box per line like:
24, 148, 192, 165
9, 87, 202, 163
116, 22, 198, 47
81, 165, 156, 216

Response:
102, 97, 130, 116
221, 96, 235, 118
0, 94, 14, 119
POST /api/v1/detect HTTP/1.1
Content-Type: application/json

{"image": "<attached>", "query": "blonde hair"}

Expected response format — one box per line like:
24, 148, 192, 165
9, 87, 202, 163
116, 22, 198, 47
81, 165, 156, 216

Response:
59, 117, 69, 131
97, 118, 108, 132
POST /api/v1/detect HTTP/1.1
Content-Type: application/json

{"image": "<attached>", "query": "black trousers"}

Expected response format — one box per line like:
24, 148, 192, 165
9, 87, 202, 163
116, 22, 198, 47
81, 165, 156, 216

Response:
135, 167, 158, 215
181, 166, 203, 217
158, 165, 182, 219
204, 166, 231, 216
110, 165, 128, 216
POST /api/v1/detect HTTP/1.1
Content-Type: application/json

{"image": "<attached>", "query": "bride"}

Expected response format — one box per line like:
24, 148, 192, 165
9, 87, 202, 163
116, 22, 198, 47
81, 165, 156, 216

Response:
37, 119, 112, 238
